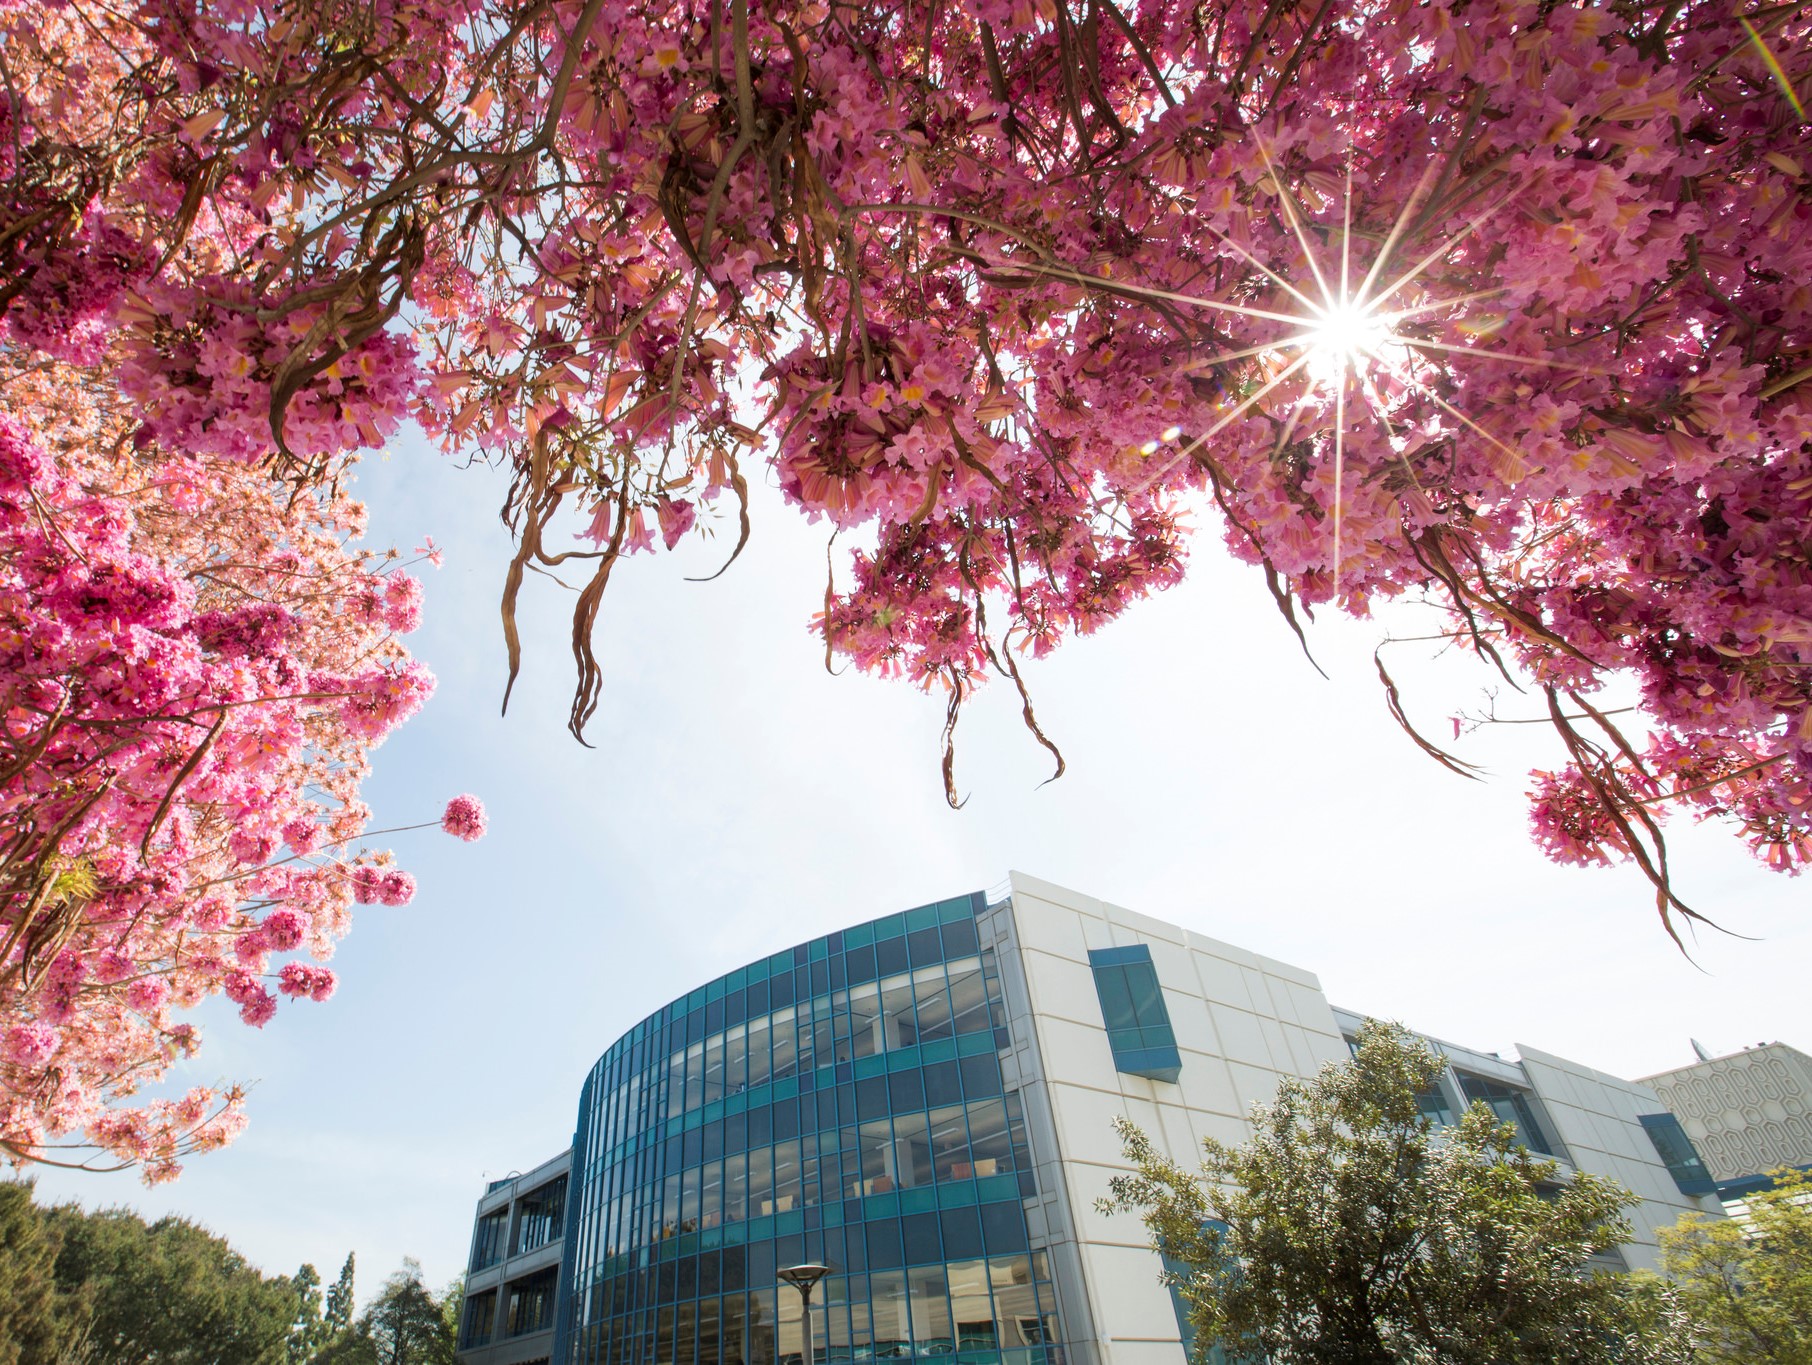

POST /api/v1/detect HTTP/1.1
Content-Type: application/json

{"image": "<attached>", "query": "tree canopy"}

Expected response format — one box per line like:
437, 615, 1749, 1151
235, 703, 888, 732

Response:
308, 1261, 459, 1365
6, 0, 1810, 930
1102, 1020, 1698, 1364
0, 1180, 323, 1364
1660, 1166, 1812, 1364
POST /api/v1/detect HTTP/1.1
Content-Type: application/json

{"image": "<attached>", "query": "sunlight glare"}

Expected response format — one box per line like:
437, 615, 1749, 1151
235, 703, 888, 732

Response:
1305, 300, 1392, 381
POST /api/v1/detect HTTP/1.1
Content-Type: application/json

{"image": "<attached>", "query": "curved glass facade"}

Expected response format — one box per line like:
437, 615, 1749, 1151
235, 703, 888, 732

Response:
556, 894, 1063, 1365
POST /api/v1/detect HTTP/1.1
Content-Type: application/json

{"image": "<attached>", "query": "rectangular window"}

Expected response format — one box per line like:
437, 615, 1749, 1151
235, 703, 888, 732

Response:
506, 1267, 559, 1337
472, 1209, 507, 1271
1088, 946, 1181, 1082
462, 1289, 498, 1347
1640, 1113, 1717, 1195
1455, 1075, 1554, 1155
514, 1175, 568, 1256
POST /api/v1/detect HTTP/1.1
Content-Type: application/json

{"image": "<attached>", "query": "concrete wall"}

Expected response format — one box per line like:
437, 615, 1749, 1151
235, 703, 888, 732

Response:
1517, 1048, 1720, 1271
989, 872, 1721, 1365
988, 872, 1349, 1365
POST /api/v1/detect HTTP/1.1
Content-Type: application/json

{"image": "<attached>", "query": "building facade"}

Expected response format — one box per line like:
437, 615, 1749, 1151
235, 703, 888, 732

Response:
456, 873, 1723, 1365
1639, 1042, 1812, 1195
462, 1149, 573, 1365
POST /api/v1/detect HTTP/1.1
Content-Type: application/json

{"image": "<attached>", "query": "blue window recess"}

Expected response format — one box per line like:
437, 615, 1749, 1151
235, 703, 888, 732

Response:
1162, 1223, 1252, 1365
1088, 946, 1182, 1083
1640, 1113, 1717, 1196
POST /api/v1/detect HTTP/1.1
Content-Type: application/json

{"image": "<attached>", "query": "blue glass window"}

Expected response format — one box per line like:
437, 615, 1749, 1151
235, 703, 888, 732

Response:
1088, 946, 1181, 1083
555, 895, 1063, 1365
1639, 1113, 1716, 1196
1160, 1223, 1251, 1365
472, 1208, 507, 1271
1455, 1074, 1554, 1155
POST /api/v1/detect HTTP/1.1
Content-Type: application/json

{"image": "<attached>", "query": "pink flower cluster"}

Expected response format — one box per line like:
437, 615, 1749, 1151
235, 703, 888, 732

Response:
3, 0, 1810, 974
441, 794, 488, 842
0, 351, 457, 1176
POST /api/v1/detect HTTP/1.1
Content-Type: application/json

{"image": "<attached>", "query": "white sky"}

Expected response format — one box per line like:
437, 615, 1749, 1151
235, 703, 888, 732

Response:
24, 429, 1812, 1300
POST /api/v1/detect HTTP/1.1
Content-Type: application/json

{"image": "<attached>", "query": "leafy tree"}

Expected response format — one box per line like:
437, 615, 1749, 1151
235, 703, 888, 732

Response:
1103, 1020, 1697, 1364
0, 1182, 83, 1365
314, 1262, 457, 1365
6, 0, 1812, 928
438, 1277, 464, 1350
1660, 1166, 1812, 1363
44, 1203, 301, 1364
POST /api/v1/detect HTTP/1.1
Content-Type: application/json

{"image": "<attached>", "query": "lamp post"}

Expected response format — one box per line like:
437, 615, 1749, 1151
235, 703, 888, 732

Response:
778, 1263, 834, 1365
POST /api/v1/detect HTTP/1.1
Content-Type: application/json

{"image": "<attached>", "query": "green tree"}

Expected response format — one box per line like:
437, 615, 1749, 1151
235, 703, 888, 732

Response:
438, 1277, 463, 1350
1661, 1166, 1812, 1363
324, 1254, 357, 1339
45, 1203, 300, 1364
0, 1182, 85, 1365
288, 1263, 328, 1365
1102, 1020, 1696, 1365
315, 1261, 457, 1365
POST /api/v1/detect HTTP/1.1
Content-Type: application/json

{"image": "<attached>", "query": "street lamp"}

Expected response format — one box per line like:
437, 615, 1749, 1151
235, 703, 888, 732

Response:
778, 1263, 834, 1365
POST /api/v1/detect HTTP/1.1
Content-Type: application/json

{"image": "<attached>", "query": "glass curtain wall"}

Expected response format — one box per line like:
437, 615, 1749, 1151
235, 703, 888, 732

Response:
557, 896, 1062, 1365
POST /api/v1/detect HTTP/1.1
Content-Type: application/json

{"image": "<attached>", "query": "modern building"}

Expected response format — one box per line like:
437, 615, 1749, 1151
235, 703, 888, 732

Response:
1639, 1041, 1812, 1203
462, 1150, 573, 1365
456, 873, 1723, 1365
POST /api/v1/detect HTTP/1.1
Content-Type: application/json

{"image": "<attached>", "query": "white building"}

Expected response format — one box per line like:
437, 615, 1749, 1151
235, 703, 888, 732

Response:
987, 873, 1721, 1365
1640, 1042, 1812, 1186
458, 872, 1723, 1365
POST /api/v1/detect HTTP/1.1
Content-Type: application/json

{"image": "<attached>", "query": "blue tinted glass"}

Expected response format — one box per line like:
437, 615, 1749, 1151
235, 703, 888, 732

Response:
1093, 966, 1139, 1032
551, 901, 1060, 1365
1640, 1113, 1716, 1195
1091, 949, 1181, 1081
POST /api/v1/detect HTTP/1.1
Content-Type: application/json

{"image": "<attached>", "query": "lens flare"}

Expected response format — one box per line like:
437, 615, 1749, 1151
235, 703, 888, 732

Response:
1305, 301, 1393, 382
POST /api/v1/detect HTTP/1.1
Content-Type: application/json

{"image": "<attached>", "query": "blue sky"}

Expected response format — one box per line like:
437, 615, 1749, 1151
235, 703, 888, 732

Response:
25, 429, 1812, 1299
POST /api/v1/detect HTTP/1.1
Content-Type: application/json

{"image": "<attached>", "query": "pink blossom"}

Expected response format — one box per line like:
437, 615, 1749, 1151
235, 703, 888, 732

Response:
657, 498, 697, 550
261, 908, 306, 950
3, 1024, 58, 1068
349, 866, 384, 904
277, 962, 338, 1001
441, 793, 487, 841
237, 988, 278, 1028
126, 979, 171, 1014
378, 870, 415, 906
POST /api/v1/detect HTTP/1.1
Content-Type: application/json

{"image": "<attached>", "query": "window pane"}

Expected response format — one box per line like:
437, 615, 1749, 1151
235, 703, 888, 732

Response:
946, 966, 990, 1037
1093, 967, 1138, 1033
1125, 962, 1166, 1030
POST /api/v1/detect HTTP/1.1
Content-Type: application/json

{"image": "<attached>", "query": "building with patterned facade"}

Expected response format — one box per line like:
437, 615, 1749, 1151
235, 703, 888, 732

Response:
1639, 1042, 1812, 1189
455, 873, 1724, 1365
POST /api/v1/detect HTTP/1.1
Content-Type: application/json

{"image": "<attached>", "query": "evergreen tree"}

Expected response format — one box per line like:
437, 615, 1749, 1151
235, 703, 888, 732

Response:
289, 1263, 328, 1364
325, 1253, 357, 1337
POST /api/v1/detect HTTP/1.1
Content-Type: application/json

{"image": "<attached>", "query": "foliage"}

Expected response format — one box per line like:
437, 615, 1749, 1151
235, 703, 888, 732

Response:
4, 0, 1810, 922
312, 1261, 459, 1365
0, 1182, 84, 1365
0, 1180, 325, 1364
44, 1200, 303, 1365
1660, 1165, 1812, 1363
289, 1264, 328, 1365
1102, 1019, 1698, 1364
324, 1254, 357, 1340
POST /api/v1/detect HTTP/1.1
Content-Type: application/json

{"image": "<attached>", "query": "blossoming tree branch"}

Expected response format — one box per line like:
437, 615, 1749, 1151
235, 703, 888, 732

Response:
0, 331, 490, 1175
2, 0, 1808, 1163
